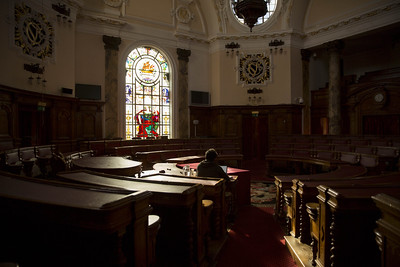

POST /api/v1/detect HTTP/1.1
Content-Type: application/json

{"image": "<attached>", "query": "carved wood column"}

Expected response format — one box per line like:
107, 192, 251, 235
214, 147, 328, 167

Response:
103, 35, 121, 139
327, 40, 344, 135
301, 49, 311, 135
176, 48, 191, 138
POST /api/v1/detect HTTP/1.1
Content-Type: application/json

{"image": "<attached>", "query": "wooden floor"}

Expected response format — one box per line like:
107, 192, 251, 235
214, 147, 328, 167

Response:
285, 236, 313, 267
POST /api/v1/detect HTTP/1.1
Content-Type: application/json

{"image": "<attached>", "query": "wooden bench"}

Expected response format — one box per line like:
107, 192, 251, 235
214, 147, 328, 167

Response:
56, 170, 206, 267
0, 171, 152, 267
82, 137, 241, 156
286, 165, 368, 243
302, 173, 400, 267
135, 149, 197, 169
274, 164, 367, 227
139, 173, 227, 242
372, 193, 400, 267
266, 150, 346, 177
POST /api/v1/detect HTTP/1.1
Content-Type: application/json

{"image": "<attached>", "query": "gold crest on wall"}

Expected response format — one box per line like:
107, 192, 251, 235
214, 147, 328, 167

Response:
238, 53, 270, 85
14, 2, 54, 59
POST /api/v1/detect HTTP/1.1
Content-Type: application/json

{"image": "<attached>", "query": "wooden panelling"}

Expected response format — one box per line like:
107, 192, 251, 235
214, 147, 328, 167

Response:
0, 85, 104, 146
190, 104, 303, 160
311, 67, 400, 135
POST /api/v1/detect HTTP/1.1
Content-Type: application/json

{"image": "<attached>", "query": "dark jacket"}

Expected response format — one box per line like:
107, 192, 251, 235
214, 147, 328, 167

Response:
196, 160, 230, 181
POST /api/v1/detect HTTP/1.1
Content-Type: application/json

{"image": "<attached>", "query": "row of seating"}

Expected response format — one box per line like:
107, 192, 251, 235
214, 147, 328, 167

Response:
0, 145, 95, 178
132, 148, 242, 170
274, 164, 368, 228
270, 134, 400, 147
0, 165, 228, 266
0, 171, 159, 267
289, 172, 400, 267
270, 159, 400, 266
267, 146, 399, 176
268, 135, 400, 267
56, 169, 230, 266
0, 145, 56, 177
80, 137, 240, 156
0, 139, 234, 266
271, 142, 399, 157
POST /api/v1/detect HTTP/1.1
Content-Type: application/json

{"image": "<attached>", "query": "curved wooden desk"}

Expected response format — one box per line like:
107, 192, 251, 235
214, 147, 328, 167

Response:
56, 170, 205, 267
72, 156, 142, 176
0, 172, 152, 266
176, 162, 250, 205
153, 162, 185, 176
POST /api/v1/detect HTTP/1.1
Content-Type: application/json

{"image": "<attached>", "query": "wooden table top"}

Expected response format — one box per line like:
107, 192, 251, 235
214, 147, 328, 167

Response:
72, 156, 142, 176
0, 173, 142, 210
153, 162, 184, 175
166, 155, 204, 163
58, 170, 199, 195
141, 173, 222, 187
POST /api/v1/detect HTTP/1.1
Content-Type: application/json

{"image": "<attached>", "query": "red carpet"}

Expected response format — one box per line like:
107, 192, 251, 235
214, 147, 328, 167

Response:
215, 206, 297, 267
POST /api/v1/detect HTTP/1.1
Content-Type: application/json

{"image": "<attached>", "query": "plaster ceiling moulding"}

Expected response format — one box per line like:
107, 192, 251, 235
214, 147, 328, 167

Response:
77, 14, 127, 27
209, 31, 293, 43
302, 2, 400, 49
174, 33, 209, 45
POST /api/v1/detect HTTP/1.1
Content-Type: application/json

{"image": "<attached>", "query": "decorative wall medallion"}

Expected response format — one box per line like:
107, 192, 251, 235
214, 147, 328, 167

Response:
174, 5, 193, 24
238, 53, 270, 85
14, 3, 54, 59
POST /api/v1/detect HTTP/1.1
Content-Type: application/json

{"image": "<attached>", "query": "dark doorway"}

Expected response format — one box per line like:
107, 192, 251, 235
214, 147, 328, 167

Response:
19, 105, 51, 146
242, 113, 268, 160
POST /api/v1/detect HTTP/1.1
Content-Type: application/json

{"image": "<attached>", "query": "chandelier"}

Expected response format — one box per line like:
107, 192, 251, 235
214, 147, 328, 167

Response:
234, 0, 267, 32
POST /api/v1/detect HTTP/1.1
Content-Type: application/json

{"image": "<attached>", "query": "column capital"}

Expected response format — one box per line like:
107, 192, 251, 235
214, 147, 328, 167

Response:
103, 35, 121, 51
177, 48, 191, 62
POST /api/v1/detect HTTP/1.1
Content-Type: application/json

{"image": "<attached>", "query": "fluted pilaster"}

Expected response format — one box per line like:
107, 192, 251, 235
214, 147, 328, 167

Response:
301, 49, 312, 135
327, 40, 344, 135
103, 35, 121, 139
176, 48, 191, 138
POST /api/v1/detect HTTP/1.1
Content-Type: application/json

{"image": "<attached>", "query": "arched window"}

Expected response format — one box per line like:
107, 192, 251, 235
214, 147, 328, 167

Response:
231, 0, 277, 27
125, 46, 171, 139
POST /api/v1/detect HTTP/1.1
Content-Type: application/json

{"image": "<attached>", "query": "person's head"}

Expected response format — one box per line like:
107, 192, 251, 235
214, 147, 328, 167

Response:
205, 148, 218, 162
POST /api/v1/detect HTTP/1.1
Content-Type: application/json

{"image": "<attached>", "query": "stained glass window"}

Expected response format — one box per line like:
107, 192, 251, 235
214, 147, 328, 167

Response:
125, 46, 171, 139
231, 0, 277, 27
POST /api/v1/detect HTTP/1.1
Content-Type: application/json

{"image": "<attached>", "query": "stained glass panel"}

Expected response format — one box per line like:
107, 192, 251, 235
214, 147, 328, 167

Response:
125, 47, 171, 139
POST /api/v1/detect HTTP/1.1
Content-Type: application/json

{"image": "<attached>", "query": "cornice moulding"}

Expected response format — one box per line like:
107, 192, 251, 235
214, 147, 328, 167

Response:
77, 13, 127, 26
209, 30, 300, 43
302, 2, 400, 49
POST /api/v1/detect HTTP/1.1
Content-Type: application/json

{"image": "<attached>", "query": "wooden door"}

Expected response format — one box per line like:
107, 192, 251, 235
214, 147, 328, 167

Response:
19, 105, 50, 146
242, 114, 268, 160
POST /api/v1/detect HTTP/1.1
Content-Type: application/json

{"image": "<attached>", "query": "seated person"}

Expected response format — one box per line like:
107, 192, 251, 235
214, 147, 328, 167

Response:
196, 148, 230, 182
